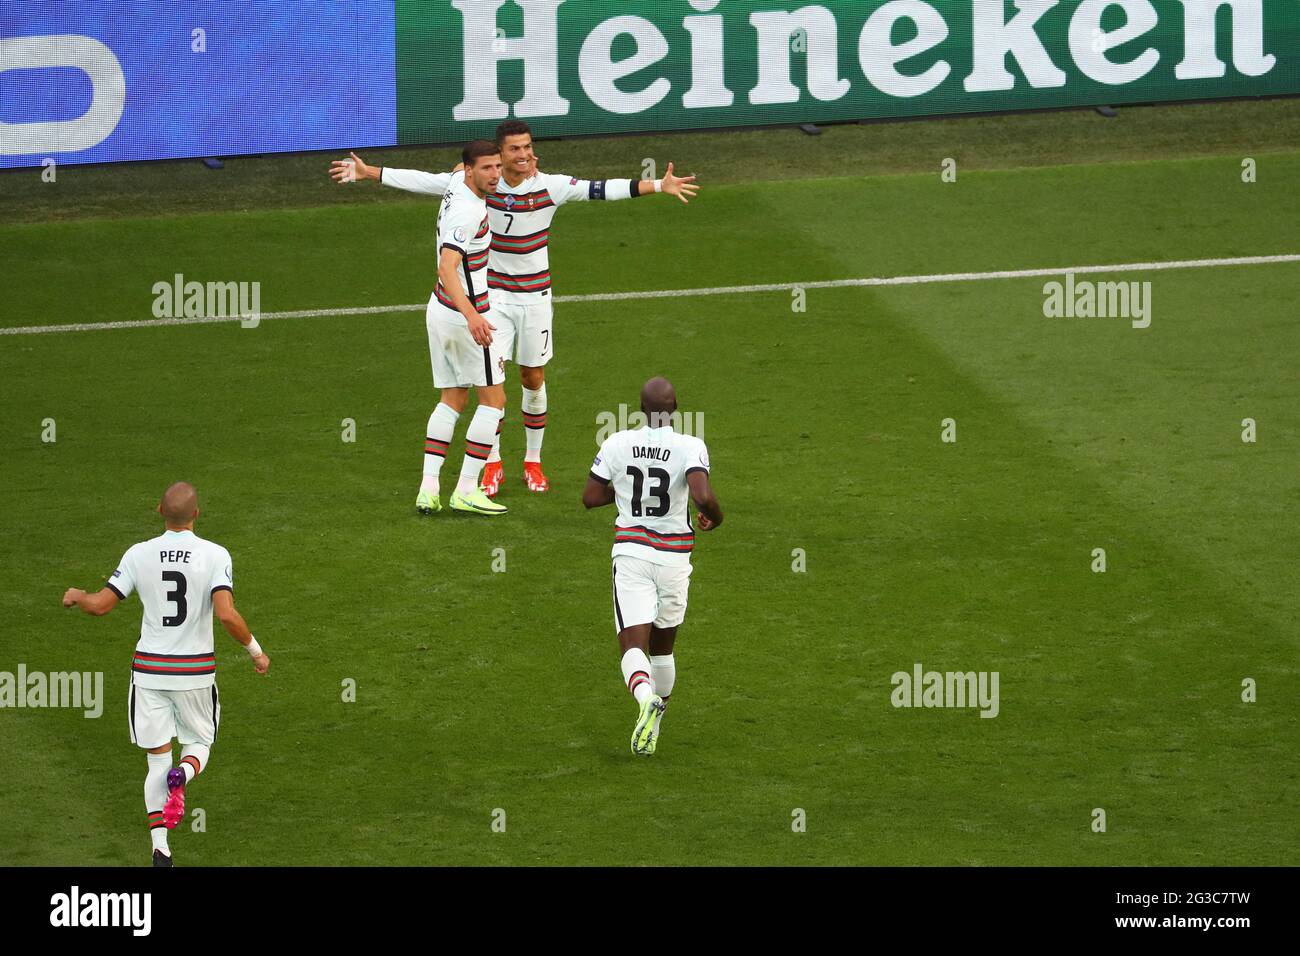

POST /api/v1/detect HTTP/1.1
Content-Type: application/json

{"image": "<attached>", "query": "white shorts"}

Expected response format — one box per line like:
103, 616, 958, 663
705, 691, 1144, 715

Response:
129, 683, 220, 749
611, 555, 692, 633
426, 296, 513, 389
493, 296, 554, 368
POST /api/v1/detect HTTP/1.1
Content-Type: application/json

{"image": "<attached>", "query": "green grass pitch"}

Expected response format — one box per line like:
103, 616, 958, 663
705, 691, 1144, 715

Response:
1, 104, 1297, 865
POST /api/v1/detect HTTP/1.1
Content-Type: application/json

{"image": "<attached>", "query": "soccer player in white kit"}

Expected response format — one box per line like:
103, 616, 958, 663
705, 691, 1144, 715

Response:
417, 140, 511, 516
583, 378, 724, 755
61, 482, 269, 866
332, 120, 698, 498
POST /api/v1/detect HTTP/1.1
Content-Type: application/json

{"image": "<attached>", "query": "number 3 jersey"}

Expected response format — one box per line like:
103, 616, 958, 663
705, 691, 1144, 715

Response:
105, 529, 234, 690
590, 426, 711, 567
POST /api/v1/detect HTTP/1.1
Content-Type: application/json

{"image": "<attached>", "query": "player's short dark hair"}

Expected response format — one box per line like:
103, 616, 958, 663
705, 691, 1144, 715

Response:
462, 139, 501, 167
495, 120, 533, 144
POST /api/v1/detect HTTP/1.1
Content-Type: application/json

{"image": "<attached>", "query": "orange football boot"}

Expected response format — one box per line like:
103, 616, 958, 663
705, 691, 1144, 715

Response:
523, 461, 549, 493
482, 461, 504, 498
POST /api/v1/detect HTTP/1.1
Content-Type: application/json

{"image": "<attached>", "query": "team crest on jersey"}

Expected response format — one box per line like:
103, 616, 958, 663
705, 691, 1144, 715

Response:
505, 195, 516, 209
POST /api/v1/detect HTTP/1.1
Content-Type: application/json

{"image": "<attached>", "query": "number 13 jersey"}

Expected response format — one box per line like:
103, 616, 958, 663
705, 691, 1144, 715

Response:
590, 426, 711, 567
106, 529, 234, 690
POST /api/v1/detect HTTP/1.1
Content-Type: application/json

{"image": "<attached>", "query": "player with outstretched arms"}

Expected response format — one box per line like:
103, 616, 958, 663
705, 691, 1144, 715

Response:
333, 120, 698, 498
582, 377, 723, 755
61, 482, 269, 866
417, 140, 510, 516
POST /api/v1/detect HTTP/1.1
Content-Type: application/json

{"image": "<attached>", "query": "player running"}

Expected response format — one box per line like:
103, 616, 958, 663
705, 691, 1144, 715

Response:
61, 482, 269, 867
582, 377, 723, 755
417, 140, 510, 516
332, 120, 699, 498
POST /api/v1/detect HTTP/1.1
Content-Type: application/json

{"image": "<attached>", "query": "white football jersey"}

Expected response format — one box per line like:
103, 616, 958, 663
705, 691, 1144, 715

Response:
434, 175, 491, 323
107, 530, 234, 690
383, 167, 636, 302
590, 426, 711, 567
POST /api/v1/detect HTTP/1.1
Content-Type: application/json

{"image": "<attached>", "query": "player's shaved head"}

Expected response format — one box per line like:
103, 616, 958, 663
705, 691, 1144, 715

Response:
159, 482, 199, 527
640, 376, 678, 428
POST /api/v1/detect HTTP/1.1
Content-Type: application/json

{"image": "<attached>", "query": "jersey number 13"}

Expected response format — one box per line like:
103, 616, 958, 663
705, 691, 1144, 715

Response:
627, 466, 669, 517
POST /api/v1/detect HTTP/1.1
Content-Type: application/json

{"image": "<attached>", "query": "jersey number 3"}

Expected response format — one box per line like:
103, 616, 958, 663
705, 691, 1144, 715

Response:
628, 466, 670, 518
161, 571, 188, 627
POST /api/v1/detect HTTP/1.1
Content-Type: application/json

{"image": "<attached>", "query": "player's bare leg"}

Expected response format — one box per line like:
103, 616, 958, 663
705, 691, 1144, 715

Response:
645, 626, 677, 754
418, 387, 468, 514
619, 623, 665, 755
520, 365, 549, 492
449, 384, 508, 515
144, 741, 174, 866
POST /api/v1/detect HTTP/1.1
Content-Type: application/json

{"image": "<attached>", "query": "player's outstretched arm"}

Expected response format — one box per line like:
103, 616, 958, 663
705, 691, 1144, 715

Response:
582, 475, 615, 510
637, 162, 699, 204
330, 151, 381, 184
330, 151, 453, 196
61, 587, 119, 617
555, 163, 697, 205
687, 471, 723, 530
213, 589, 270, 674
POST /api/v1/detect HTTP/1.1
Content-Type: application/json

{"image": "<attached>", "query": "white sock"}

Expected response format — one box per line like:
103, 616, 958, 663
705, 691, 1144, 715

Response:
621, 648, 654, 705
422, 403, 460, 490
522, 384, 547, 463
145, 752, 171, 854
180, 744, 209, 783
487, 412, 504, 464
457, 405, 505, 495
651, 654, 675, 702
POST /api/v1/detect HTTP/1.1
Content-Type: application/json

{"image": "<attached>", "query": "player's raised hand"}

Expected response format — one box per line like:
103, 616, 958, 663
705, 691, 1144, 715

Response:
468, 314, 496, 347
251, 653, 270, 674
61, 587, 84, 608
330, 151, 377, 184
661, 162, 699, 204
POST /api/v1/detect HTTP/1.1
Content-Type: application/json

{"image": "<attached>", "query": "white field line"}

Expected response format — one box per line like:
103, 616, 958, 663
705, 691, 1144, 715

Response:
3, 253, 1297, 337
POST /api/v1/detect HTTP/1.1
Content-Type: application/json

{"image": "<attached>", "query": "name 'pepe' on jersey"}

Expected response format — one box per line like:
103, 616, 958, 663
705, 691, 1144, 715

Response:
106, 529, 234, 691
590, 426, 711, 567
434, 175, 492, 321
384, 168, 638, 301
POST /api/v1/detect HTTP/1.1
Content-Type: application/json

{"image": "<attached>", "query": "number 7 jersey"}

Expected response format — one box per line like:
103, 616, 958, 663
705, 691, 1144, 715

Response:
106, 529, 234, 690
590, 426, 711, 567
